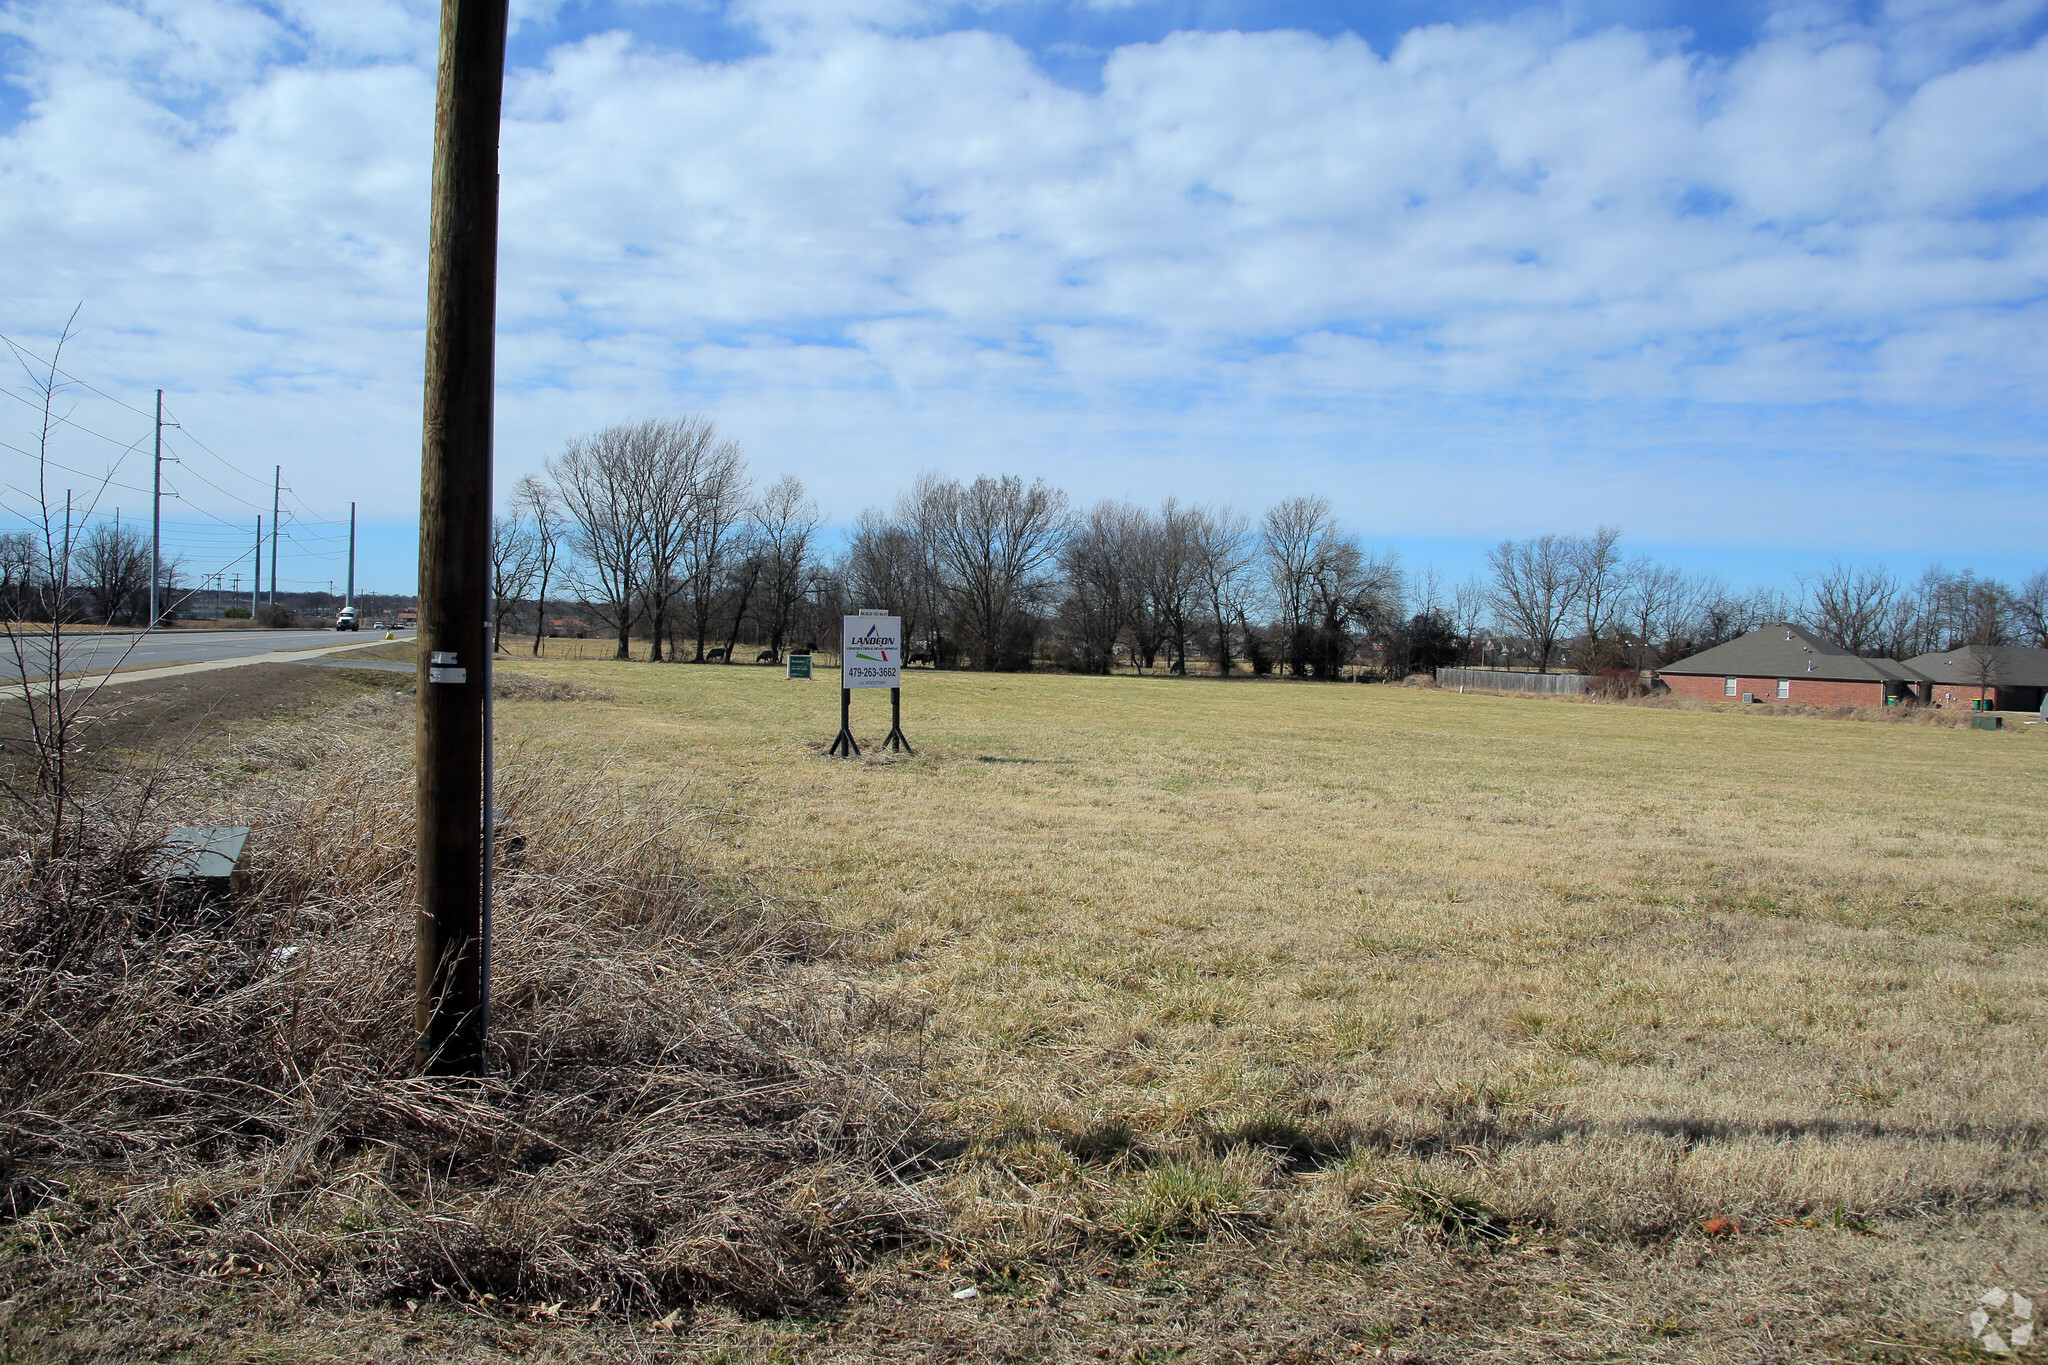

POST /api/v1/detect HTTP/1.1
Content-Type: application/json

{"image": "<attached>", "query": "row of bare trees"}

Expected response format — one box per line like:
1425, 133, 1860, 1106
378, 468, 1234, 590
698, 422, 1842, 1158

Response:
1803, 562, 2048, 659
1480, 530, 2048, 674
0, 523, 189, 627
489, 418, 828, 663
846, 486, 1405, 676
486, 418, 2048, 677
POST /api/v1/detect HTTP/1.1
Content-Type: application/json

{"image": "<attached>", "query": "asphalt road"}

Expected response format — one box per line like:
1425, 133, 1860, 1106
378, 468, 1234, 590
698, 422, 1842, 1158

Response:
13, 627, 409, 674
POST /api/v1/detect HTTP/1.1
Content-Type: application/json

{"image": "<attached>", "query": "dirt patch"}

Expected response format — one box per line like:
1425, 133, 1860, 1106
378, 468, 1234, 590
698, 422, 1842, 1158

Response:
335, 638, 421, 664
0, 663, 401, 786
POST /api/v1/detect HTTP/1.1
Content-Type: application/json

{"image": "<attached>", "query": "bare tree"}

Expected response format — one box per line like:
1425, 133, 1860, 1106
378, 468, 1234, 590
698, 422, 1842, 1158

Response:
1958, 573, 2014, 650
1143, 498, 1202, 674
1909, 567, 2012, 654
1191, 504, 1254, 677
1412, 562, 1446, 616
1804, 561, 1899, 655
630, 417, 722, 663
1304, 537, 1402, 679
489, 511, 540, 648
1487, 534, 1580, 673
549, 424, 647, 660
1448, 574, 1488, 665
1567, 526, 1625, 669
0, 531, 36, 617
1260, 497, 1402, 679
752, 474, 821, 660
1618, 557, 1693, 671
1059, 499, 1144, 674
1957, 642, 2003, 704
513, 473, 564, 655
2016, 570, 2048, 649
900, 473, 957, 663
74, 520, 149, 624
0, 307, 148, 857
717, 526, 765, 662
845, 508, 928, 659
679, 439, 750, 662
925, 474, 1070, 671
1261, 496, 1330, 676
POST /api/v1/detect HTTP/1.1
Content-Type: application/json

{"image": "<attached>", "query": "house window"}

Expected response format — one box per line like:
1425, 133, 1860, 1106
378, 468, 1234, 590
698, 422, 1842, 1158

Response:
1777, 679, 1790, 699
1724, 677, 1738, 697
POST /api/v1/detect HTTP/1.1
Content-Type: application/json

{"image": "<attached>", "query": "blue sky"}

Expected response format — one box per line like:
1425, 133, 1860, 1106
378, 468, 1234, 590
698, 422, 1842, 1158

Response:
1, 0, 2045, 599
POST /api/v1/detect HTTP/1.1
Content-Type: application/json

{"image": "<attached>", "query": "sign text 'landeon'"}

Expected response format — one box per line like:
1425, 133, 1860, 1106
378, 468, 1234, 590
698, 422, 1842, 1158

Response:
841, 615, 902, 689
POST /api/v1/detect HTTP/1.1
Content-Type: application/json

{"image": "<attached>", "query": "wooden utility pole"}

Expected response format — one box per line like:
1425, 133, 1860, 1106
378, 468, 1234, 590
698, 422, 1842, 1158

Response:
414, 0, 508, 1076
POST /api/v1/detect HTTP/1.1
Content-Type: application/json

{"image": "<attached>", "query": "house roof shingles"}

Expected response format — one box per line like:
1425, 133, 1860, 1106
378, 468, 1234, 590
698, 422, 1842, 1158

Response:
1905, 645, 2048, 689
1658, 623, 1931, 684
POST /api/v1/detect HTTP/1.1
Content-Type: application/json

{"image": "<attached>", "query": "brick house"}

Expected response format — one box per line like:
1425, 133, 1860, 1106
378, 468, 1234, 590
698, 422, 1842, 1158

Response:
1657, 623, 1930, 707
1905, 645, 2048, 713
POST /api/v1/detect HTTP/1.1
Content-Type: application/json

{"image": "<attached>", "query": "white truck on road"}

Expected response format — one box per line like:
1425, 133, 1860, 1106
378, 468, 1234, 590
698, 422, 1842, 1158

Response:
335, 606, 359, 632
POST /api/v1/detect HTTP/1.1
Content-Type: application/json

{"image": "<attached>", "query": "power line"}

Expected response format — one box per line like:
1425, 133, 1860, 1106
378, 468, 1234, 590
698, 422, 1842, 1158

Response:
0, 439, 154, 496
3, 319, 383, 594
155, 403, 276, 491
0, 327, 159, 421
0, 384, 149, 462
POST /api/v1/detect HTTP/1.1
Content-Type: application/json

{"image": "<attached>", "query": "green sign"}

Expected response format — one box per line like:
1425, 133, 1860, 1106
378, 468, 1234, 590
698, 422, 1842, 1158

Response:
786, 653, 813, 680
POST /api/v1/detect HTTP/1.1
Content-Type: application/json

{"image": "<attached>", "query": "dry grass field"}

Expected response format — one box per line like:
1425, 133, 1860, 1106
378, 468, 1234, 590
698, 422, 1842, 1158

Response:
468, 655, 2046, 1361
3, 657, 2043, 1364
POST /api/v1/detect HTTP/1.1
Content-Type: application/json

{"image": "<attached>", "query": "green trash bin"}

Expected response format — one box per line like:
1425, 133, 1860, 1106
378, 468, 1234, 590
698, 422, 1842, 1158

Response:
1973, 698, 1991, 712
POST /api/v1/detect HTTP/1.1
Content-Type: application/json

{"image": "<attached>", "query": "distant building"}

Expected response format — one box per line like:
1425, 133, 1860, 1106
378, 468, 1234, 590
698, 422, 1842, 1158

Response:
1905, 645, 2048, 713
1657, 623, 1929, 708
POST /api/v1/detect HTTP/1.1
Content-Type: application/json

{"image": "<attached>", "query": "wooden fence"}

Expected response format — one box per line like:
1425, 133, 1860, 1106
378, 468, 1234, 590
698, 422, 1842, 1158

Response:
1436, 667, 1592, 695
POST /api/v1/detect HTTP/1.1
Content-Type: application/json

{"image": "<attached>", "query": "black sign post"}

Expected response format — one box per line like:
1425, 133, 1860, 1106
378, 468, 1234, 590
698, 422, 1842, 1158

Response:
829, 686, 861, 758
883, 686, 914, 754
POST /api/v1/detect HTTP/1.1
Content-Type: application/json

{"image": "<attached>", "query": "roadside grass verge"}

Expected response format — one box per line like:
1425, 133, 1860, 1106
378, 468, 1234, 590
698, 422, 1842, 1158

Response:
0, 693, 934, 1347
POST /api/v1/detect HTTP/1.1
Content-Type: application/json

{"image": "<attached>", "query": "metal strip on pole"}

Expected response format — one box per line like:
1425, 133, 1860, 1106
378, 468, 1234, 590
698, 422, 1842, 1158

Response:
481, 586, 494, 1037
414, 0, 508, 1077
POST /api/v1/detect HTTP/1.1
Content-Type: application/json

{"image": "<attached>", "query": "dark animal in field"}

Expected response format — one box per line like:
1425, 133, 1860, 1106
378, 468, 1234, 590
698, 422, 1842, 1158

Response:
706, 648, 727, 662
756, 649, 779, 664
800, 640, 817, 654
907, 650, 935, 666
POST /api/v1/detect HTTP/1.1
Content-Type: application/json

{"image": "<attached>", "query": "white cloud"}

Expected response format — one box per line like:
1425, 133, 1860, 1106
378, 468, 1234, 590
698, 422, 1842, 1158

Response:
0, 0, 2044, 589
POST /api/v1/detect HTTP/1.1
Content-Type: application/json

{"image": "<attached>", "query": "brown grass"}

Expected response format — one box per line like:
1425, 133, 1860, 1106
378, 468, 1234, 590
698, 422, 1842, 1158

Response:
4, 662, 2043, 1361
0, 694, 933, 1352
479, 659, 2048, 1357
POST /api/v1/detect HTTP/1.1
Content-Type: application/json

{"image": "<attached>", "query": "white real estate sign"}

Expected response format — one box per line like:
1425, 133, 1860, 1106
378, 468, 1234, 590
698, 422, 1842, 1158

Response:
841, 614, 902, 689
